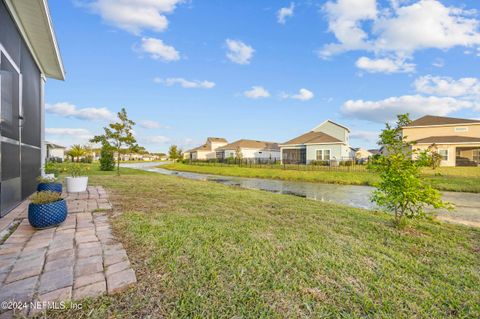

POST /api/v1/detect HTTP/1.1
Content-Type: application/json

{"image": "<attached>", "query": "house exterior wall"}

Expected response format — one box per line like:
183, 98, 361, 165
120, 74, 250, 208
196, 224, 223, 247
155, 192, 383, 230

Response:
306, 144, 343, 163
48, 147, 65, 160
414, 143, 480, 167
222, 148, 280, 160
1, 1, 42, 216
403, 124, 480, 142
312, 121, 348, 142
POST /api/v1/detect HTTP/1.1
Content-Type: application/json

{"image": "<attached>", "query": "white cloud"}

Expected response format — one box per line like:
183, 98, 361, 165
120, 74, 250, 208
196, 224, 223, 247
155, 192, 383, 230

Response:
432, 58, 445, 68
414, 75, 480, 97
277, 3, 295, 24
243, 86, 270, 99
342, 95, 473, 123
321, 0, 480, 65
225, 39, 254, 65
355, 56, 415, 73
83, 0, 183, 34
139, 120, 163, 129
140, 37, 180, 62
281, 88, 314, 101
46, 102, 114, 121
154, 77, 215, 89
46, 128, 93, 146
320, 0, 377, 58
350, 130, 379, 144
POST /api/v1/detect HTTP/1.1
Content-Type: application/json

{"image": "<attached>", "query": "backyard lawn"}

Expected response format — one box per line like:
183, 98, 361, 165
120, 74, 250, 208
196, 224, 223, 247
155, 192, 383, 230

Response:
162, 163, 480, 193
50, 166, 480, 318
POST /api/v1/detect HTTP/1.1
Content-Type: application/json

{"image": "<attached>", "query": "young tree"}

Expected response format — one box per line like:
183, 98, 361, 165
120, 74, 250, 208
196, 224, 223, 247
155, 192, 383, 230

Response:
368, 114, 450, 227
168, 145, 180, 162
67, 144, 86, 162
235, 146, 243, 162
90, 108, 138, 175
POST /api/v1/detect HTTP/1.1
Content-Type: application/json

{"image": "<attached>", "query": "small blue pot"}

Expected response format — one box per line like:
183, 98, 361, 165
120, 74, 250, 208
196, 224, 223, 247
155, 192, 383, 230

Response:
28, 199, 67, 229
37, 182, 63, 193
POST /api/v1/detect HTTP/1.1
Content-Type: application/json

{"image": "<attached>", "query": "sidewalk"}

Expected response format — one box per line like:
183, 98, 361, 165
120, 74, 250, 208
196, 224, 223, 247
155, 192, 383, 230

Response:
0, 186, 136, 317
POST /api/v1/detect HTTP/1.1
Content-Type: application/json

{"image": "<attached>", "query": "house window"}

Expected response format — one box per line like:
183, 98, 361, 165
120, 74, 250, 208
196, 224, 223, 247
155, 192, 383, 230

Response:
454, 127, 468, 132
316, 149, 331, 161
439, 149, 448, 161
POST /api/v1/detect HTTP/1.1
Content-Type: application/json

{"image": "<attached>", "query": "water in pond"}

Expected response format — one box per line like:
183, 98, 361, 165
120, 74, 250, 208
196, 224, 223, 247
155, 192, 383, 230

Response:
121, 162, 480, 227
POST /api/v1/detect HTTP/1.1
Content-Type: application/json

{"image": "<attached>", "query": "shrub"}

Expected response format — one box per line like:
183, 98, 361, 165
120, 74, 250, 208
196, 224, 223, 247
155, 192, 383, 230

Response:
30, 191, 62, 204
309, 160, 329, 166
64, 163, 89, 177
36, 176, 57, 184
99, 146, 115, 171
44, 162, 61, 177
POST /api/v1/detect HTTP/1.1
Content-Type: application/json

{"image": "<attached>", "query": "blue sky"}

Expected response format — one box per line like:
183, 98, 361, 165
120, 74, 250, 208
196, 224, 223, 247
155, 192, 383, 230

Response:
45, 0, 480, 152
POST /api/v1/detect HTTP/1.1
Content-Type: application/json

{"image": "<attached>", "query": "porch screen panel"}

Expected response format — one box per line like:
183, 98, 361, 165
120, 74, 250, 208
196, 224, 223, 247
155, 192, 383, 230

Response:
1, 55, 19, 140
21, 146, 40, 198
20, 41, 41, 147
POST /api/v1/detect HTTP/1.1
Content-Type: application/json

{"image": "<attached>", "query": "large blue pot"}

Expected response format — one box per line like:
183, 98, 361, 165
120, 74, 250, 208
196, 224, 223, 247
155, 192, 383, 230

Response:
28, 199, 67, 229
37, 182, 63, 193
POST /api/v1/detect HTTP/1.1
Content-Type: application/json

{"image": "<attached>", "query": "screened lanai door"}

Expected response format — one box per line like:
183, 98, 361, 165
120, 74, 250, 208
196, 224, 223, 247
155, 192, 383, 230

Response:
0, 49, 22, 217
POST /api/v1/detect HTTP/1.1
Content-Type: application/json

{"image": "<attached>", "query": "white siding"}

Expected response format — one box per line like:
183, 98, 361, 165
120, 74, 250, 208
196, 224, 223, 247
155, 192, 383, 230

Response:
306, 144, 343, 163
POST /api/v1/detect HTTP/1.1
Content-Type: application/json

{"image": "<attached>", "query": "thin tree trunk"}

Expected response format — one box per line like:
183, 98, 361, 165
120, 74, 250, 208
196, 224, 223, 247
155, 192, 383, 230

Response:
117, 150, 120, 176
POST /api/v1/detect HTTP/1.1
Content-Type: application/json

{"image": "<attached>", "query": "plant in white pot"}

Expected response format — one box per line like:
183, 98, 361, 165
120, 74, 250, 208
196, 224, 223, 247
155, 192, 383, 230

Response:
65, 163, 89, 193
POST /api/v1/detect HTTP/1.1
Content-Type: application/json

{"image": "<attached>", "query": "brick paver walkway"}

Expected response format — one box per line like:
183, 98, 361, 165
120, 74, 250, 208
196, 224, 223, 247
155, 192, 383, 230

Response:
0, 186, 136, 317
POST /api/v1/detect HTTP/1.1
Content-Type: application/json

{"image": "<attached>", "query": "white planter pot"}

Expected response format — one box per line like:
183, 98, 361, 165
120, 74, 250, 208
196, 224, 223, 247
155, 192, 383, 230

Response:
65, 176, 88, 193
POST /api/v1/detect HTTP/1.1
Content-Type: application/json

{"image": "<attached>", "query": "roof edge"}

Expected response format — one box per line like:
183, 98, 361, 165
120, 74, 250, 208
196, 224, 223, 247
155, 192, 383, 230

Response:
5, 0, 65, 80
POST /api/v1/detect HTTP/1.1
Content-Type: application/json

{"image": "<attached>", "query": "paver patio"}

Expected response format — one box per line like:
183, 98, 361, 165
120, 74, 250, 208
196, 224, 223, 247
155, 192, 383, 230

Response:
0, 186, 136, 317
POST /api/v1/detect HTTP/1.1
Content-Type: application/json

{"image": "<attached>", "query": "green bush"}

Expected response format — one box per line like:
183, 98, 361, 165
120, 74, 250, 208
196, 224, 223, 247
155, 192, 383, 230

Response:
30, 191, 62, 204
309, 160, 329, 166
99, 146, 115, 171
44, 162, 61, 177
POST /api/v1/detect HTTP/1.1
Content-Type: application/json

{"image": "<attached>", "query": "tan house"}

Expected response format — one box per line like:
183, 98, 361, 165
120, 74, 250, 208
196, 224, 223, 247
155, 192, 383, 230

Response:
185, 137, 228, 160
354, 148, 373, 161
402, 115, 480, 167
216, 139, 280, 161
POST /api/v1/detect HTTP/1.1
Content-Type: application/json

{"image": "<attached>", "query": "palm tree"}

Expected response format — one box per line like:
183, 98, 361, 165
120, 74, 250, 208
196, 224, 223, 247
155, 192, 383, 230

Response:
67, 144, 86, 162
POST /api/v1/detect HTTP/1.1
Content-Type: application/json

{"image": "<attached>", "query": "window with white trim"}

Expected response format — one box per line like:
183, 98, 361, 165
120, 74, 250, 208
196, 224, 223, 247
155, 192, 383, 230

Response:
439, 149, 448, 161
316, 149, 331, 161
454, 127, 468, 132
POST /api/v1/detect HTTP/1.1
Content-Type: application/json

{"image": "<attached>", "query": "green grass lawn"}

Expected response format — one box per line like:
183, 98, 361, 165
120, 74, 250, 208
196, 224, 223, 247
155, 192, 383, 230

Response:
162, 163, 480, 193
50, 166, 480, 318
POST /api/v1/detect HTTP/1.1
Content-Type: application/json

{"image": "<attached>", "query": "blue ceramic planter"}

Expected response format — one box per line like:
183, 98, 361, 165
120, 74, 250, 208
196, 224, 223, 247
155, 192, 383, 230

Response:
28, 199, 67, 229
37, 182, 63, 193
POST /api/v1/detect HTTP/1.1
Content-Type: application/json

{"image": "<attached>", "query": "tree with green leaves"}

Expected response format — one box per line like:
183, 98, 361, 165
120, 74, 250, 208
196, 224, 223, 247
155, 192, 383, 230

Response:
67, 144, 86, 162
235, 146, 243, 162
168, 145, 181, 162
368, 114, 451, 227
99, 144, 115, 171
90, 108, 138, 175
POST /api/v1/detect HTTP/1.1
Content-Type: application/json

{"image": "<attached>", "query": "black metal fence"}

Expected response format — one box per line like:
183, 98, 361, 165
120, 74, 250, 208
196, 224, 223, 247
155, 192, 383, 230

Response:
183, 158, 368, 172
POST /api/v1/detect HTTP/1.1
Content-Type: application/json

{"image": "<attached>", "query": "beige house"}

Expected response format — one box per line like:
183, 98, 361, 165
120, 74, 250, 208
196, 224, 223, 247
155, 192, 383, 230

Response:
354, 148, 373, 161
185, 137, 228, 160
216, 140, 280, 161
402, 115, 480, 167
45, 141, 66, 162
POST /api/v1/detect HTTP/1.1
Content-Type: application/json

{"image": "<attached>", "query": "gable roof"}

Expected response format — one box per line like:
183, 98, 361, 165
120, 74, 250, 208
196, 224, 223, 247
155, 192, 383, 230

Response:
415, 136, 480, 144
312, 120, 350, 133
5, 0, 64, 80
406, 115, 480, 127
216, 139, 279, 151
186, 144, 210, 153
207, 137, 227, 143
44, 141, 65, 149
281, 131, 342, 145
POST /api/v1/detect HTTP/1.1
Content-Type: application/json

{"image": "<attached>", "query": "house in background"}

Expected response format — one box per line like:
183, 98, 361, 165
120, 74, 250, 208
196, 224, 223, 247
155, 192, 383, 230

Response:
402, 115, 480, 167
353, 148, 373, 162
215, 139, 280, 161
280, 120, 354, 164
185, 137, 228, 160
0, 0, 64, 217
45, 141, 66, 162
